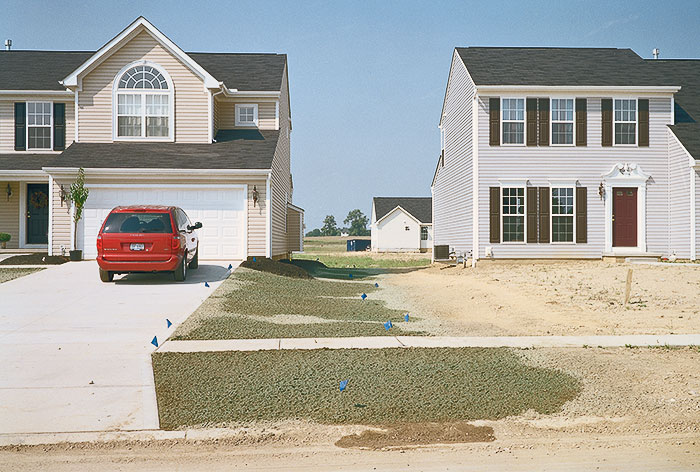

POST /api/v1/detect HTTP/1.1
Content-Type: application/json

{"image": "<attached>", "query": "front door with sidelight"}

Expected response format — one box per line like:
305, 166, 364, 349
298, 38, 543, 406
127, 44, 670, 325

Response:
612, 187, 637, 247
26, 183, 49, 245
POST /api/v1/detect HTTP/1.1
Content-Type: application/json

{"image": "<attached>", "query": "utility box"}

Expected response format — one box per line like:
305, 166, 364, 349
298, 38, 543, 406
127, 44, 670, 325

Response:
347, 239, 371, 252
434, 245, 450, 260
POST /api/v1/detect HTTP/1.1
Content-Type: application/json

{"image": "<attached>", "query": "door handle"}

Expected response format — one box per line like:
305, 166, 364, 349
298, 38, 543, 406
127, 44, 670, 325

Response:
612, 215, 615, 222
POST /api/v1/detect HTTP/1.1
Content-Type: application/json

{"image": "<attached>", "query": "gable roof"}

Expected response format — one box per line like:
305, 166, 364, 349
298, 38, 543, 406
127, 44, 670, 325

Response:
373, 197, 432, 224
455, 47, 678, 87
0, 18, 286, 92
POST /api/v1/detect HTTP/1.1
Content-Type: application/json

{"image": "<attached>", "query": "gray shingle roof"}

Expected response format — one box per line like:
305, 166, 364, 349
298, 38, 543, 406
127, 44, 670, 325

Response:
456, 47, 679, 87
373, 197, 432, 224
45, 130, 279, 170
0, 50, 285, 91
0, 153, 63, 170
669, 124, 700, 160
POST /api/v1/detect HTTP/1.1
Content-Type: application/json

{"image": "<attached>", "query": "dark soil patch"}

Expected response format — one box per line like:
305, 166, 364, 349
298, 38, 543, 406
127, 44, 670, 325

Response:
335, 422, 495, 449
0, 253, 69, 265
240, 257, 311, 279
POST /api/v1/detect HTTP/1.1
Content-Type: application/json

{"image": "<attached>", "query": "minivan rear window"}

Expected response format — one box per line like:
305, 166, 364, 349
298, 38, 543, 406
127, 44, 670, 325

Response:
102, 212, 173, 233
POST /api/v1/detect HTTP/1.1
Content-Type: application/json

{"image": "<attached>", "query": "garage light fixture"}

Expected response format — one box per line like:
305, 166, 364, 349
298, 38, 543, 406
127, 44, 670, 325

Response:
5, 183, 11, 201
252, 185, 259, 207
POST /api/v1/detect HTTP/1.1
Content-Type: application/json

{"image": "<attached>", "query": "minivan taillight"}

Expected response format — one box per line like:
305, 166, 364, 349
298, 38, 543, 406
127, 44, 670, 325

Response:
96, 235, 103, 252
172, 235, 181, 250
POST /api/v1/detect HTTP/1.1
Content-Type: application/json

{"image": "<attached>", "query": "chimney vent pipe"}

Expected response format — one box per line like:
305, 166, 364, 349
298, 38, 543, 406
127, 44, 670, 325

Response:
4, 39, 11, 51
652, 48, 660, 59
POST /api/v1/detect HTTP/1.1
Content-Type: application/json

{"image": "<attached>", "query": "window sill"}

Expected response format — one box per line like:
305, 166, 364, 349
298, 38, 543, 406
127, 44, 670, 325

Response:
234, 122, 258, 128
613, 144, 639, 147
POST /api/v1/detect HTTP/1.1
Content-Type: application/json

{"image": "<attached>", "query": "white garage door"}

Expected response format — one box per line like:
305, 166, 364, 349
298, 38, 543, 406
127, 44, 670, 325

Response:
78, 185, 246, 260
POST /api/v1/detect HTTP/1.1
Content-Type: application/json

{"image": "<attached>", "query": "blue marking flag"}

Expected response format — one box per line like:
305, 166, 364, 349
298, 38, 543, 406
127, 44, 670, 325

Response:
166, 319, 172, 328
228, 264, 233, 270
349, 273, 353, 279
151, 336, 158, 347
404, 313, 410, 322
204, 281, 210, 287
384, 320, 393, 330
361, 293, 367, 300
339, 379, 349, 392
253, 257, 257, 262
374, 283, 379, 288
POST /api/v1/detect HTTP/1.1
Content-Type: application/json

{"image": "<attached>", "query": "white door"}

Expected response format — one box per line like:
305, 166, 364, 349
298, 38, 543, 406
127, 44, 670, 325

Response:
78, 185, 246, 260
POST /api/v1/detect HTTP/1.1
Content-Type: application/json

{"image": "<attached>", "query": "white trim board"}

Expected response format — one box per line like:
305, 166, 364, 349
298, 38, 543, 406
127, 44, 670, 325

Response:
602, 163, 650, 254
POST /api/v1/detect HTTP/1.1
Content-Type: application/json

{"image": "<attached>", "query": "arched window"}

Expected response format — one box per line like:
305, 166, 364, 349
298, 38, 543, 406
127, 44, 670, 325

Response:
114, 62, 173, 139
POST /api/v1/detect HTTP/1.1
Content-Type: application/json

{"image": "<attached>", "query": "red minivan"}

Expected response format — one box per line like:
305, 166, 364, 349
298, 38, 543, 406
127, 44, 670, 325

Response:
96, 206, 202, 282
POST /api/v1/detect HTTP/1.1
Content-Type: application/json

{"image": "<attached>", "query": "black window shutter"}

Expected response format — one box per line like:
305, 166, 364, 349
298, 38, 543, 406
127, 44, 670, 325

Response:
538, 187, 550, 243
576, 187, 587, 243
14, 102, 26, 151
638, 99, 649, 147
489, 98, 500, 146
489, 187, 500, 243
526, 186, 538, 243
526, 98, 538, 146
575, 98, 587, 146
537, 98, 549, 146
601, 98, 613, 146
53, 103, 66, 151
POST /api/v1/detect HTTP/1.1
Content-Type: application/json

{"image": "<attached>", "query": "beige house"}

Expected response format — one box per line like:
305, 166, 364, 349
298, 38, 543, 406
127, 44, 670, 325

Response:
0, 17, 302, 260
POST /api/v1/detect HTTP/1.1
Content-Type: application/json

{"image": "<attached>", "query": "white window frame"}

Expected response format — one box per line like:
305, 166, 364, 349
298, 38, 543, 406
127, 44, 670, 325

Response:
112, 60, 174, 142
26, 101, 53, 151
501, 186, 526, 244
550, 98, 575, 146
501, 97, 525, 146
420, 226, 429, 241
613, 97, 638, 147
235, 103, 259, 127
550, 185, 576, 245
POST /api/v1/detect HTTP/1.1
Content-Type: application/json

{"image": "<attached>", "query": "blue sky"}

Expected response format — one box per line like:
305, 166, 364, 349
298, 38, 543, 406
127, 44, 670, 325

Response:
2, 0, 699, 229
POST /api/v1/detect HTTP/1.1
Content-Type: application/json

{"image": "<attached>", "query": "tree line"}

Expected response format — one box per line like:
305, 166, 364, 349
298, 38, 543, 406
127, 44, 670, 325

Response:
306, 209, 370, 237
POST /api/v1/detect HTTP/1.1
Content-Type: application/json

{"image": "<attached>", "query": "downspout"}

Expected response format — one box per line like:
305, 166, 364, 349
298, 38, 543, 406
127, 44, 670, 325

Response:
73, 88, 79, 143
210, 85, 225, 143
471, 93, 479, 268
266, 173, 272, 258
691, 167, 697, 261
48, 175, 53, 256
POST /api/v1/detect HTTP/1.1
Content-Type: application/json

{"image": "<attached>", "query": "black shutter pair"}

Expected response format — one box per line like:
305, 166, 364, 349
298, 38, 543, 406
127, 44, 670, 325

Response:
489, 186, 588, 244
602, 98, 648, 147
14, 102, 65, 151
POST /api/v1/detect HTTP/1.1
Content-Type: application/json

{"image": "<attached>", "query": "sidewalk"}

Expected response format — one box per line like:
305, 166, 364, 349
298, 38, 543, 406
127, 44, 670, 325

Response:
158, 333, 700, 353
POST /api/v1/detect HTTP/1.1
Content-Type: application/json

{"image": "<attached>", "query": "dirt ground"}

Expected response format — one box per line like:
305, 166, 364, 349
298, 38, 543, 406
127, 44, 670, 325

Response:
379, 260, 700, 336
4, 348, 699, 470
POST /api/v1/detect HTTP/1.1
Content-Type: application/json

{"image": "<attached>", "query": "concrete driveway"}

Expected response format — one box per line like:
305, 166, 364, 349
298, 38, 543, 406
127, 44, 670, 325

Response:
0, 260, 237, 434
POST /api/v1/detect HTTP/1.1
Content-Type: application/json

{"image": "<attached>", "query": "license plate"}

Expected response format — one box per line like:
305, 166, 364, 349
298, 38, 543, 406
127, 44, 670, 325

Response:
130, 243, 145, 251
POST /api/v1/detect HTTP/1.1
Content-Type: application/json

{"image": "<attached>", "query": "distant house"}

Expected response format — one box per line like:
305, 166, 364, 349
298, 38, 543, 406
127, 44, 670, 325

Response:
371, 197, 432, 252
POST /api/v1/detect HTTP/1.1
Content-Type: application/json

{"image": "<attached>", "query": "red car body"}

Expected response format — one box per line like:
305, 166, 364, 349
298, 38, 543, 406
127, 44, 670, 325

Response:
96, 205, 201, 282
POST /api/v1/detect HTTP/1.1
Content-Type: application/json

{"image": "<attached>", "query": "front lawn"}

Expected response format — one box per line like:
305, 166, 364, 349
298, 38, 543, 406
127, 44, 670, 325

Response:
294, 253, 431, 269
152, 347, 581, 430
0, 253, 68, 265
0, 268, 43, 284
172, 268, 419, 339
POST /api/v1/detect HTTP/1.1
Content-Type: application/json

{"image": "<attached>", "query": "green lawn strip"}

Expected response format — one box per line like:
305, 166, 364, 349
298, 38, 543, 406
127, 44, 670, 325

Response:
173, 269, 413, 340
152, 348, 581, 430
0, 268, 43, 284
294, 254, 430, 270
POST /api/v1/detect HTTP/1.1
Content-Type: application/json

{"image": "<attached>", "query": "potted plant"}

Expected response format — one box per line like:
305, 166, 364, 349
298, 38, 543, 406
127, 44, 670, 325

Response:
0, 233, 10, 249
67, 167, 89, 261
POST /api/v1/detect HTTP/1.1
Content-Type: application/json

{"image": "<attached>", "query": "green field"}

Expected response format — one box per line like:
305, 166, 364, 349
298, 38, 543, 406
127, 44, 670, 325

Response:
152, 348, 581, 430
298, 236, 431, 269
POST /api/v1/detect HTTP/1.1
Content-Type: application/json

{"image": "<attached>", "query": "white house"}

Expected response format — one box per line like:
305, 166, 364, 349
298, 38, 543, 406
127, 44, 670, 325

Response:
432, 47, 700, 262
371, 197, 432, 252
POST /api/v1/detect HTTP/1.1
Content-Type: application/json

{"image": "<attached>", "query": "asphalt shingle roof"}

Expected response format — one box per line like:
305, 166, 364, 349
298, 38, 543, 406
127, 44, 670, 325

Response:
0, 50, 285, 91
373, 197, 432, 224
0, 153, 63, 170
455, 47, 679, 87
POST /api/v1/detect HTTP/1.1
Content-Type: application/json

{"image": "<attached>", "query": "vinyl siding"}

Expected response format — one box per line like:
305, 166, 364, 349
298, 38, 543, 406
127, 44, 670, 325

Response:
696, 168, 700, 260
475, 95, 674, 259
0, 182, 20, 248
668, 132, 691, 259
0, 98, 74, 153
286, 206, 302, 252
374, 208, 422, 252
78, 30, 209, 143
432, 50, 475, 255
215, 99, 278, 130
269, 66, 291, 257
49, 174, 269, 257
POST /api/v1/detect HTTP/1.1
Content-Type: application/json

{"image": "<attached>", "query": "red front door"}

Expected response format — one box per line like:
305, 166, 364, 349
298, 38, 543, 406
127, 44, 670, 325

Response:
613, 187, 637, 247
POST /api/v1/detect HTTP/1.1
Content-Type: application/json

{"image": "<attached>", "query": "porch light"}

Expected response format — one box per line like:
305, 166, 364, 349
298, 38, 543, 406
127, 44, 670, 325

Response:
5, 183, 11, 201
598, 182, 605, 200
60, 184, 68, 206
252, 185, 259, 207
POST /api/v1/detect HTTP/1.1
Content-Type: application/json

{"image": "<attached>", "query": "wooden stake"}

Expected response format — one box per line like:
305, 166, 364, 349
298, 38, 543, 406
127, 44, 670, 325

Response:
624, 268, 633, 305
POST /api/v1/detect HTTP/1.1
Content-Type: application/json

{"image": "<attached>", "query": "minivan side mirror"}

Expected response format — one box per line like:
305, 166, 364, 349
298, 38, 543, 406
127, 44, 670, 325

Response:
187, 221, 203, 231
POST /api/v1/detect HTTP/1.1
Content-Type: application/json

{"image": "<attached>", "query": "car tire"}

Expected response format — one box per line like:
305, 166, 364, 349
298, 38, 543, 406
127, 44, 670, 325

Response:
173, 255, 187, 282
188, 247, 199, 269
99, 268, 114, 283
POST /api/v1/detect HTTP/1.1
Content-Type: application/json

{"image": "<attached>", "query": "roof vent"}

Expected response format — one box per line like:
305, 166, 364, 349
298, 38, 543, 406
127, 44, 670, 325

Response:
652, 48, 659, 59
4, 39, 11, 51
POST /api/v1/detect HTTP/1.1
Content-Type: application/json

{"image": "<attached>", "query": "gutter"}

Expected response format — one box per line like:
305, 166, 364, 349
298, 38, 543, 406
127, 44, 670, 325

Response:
475, 85, 681, 94
0, 90, 74, 96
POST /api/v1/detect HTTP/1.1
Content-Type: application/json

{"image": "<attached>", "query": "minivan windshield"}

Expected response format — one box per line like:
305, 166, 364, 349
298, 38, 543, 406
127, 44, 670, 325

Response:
102, 212, 173, 233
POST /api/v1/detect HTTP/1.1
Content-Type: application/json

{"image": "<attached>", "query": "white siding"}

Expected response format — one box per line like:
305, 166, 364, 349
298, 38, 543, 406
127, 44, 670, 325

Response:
475, 95, 674, 259
374, 208, 421, 252
696, 168, 700, 260
668, 132, 692, 258
269, 66, 291, 258
432, 50, 475, 254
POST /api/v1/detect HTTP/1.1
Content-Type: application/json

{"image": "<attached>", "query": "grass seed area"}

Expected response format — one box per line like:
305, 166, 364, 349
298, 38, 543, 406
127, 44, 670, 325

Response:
0, 253, 68, 265
0, 268, 43, 283
172, 268, 418, 340
295, 253, 431, 270
152, 348, 581, 430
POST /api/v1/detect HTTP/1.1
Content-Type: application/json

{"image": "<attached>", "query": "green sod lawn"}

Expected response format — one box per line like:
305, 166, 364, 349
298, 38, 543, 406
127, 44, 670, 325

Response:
172, 268, 420, 340
0, 268, 42, 284
294, 254, 431, 270
152, 348, 581, 430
